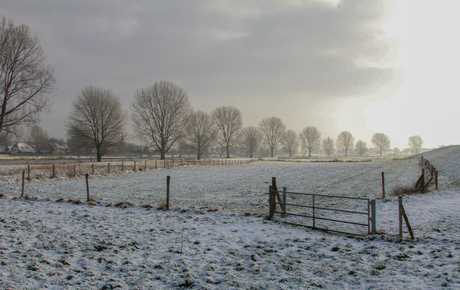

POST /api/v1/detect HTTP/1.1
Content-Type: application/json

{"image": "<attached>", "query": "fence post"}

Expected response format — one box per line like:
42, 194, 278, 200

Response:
122, 162, 124, 172
370, 199, 376, 234
268, 186, 273, 219
52, 164, 55, 178
27, 165, 30, 181
421, 169, 425, 193
282, 187, 287, 216
381, 172, 385, 199
166, 176, 170, 210
312, 195, 316, 229
435, 170, 438, 189
398, 195, 403, 238
86, 174, 90, 202
144, 160, 147, 171
134, 161, 136, 171
21, 171, 25, 198
92, 164, 94, 175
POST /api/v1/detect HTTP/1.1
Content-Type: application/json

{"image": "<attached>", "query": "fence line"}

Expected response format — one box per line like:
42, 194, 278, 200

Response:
416, 155, 439, 192
0, 158, 256, 180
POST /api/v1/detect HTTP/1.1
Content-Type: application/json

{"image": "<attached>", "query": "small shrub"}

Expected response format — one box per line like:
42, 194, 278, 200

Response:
389, 184, 418, 196
157, 201, 167, 210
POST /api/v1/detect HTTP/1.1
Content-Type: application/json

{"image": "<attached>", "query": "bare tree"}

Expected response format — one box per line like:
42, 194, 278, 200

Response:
240, 126, 262, 158
408, 135, 423, 154
211, 106, 243, 158
27, 125, 48, 156
66, 86, 127, 162
336, 131, 354, 157
322, 137, 335, 156
0, 17, 55, 136
282, 129, 299, 157
131, 81, 191, 160
355, 140, 368, 157
259, 116, 286, 157
299, 126, 321, 157
371, 133, 391, 156
181, 110, 217, 159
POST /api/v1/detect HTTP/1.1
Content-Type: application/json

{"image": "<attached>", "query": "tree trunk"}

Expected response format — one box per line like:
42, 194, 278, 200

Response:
96, 146, 102, 162
226, 145, 230, 158
160, 149, 165, 160
270, 147, 274, 157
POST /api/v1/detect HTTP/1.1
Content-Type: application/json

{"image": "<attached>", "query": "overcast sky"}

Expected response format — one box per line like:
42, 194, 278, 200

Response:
2, 0, 459, 149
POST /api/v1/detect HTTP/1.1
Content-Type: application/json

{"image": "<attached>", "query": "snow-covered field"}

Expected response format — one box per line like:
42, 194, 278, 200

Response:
1, 146, 460, 289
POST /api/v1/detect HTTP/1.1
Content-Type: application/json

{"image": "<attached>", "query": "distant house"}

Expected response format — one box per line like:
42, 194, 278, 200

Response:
41, 143, 67, 154
9, 143, 35, 153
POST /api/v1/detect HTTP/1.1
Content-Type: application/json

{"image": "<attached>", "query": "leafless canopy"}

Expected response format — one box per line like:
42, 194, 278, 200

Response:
240, 126, 262, 158
131, 81, 191, 159
355, 140, 368, 157
259, 116, 286, 157
408, 135, 423, 154
28, 125, 48, 156
322, 137, 335, 156
0, 17, 55, 136
66, 86, 127, 162
299, 126, 321, 157
211, 106, 243, 158
181, 110, 217, 159
282, 129, 299, 157
336, 131, 354, 157
371, 132, 390, 156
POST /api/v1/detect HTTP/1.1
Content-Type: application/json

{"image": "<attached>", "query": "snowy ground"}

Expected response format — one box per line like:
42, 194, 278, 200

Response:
1, 146, 460, 289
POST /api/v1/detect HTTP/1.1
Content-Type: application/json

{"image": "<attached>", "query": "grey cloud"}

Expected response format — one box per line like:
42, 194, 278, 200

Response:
1, 0, 400, 138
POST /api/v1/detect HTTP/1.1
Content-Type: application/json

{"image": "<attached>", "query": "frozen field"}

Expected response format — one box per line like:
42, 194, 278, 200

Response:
1, 146, 460, 289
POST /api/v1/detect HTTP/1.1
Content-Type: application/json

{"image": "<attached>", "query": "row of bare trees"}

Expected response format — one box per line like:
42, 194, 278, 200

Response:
64, 81, 425, 161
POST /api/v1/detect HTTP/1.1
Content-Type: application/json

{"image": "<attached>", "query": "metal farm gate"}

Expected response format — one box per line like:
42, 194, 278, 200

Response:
267, 187, 376, 236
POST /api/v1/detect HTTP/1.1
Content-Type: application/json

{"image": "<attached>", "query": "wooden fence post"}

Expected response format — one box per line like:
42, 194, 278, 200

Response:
268, 186, 273, 219
381, 172, 385, 199
282, 187, 287, 216
108, 163, 110, 174
52, 164, 55, 178
134, 161, 136, 171
399, 195, 403, 238
166, 176, 170, 210
92, 164, 95, 175
86, 174, 90, 202
144, 160, 147, 171
421, 169, 425, 193
155, 160, 157, 169
21, 171, 25, 198
435, 170, 438, 189
27, 165, 30, 181
398, 195, 414, 240
122, 162, 124, 172
74, 164, 76, 176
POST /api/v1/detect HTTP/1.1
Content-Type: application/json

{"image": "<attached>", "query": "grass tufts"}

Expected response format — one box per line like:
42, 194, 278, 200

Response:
389, 184, 418, 196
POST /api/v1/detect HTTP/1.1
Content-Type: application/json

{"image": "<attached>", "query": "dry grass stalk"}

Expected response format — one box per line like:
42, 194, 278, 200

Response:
389, 184, 418, 196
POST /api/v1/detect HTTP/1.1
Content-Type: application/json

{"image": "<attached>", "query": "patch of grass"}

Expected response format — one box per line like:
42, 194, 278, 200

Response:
157, 201, 167, 210
389, 184, 418, 196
